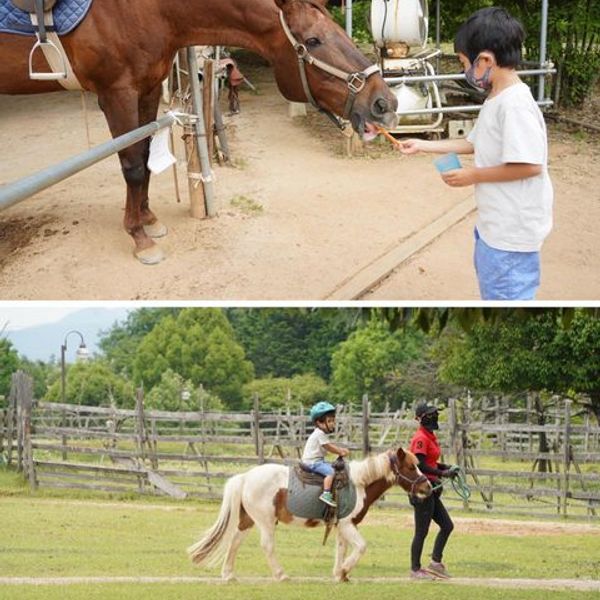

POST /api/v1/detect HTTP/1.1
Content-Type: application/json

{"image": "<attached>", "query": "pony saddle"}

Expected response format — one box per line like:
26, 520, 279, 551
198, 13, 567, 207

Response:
287, 458, 357, 520
11, 0, 56, 11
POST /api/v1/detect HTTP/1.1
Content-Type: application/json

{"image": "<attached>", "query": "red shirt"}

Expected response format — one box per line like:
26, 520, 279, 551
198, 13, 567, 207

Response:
409, 425, 441, 481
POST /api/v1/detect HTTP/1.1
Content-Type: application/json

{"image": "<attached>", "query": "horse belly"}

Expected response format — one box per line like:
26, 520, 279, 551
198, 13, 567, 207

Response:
0, 34, 64, 94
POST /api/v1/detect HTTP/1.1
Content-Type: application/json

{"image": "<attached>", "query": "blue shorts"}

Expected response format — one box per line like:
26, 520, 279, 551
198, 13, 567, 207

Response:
305, 460, 334, 477
474, 228, 540, 300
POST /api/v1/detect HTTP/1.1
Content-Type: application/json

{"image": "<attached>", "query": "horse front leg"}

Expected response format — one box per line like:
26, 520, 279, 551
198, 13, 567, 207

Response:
336, 522, 367, 582
97, 88, 166, 264
138, 83, 169, 240
333, 529, 349, 582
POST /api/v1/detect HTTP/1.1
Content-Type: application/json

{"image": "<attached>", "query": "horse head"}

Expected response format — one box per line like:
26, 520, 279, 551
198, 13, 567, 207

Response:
388, 447, 432, 501
274, 0, 398, 138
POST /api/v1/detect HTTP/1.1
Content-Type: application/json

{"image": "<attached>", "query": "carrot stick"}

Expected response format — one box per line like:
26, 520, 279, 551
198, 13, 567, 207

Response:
377, 126, 402, 149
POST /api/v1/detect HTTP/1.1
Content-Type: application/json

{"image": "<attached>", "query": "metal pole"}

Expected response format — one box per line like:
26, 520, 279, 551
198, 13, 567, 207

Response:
345, 0, 352, 38
60, 344, 66, 405
538, 0, 549, 103
187, 47, 217, 217
435, 0, 441, 73
385, 67, 556, 85
0, 113, 176, 213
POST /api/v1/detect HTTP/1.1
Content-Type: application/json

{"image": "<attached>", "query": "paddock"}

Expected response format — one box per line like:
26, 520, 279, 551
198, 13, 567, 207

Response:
0, 57, 599, 300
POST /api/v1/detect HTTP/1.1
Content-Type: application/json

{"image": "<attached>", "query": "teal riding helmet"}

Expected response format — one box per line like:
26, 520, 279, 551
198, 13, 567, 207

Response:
309, 401, 336, 422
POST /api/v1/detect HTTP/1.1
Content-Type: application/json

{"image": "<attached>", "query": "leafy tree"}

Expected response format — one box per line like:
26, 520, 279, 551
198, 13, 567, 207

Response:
17, 357, 60, 400
145, 369, 224, 412
133, 308, 253, 408
242, 373, 329, 410
226, 308, 353, 380
438, 310, 600, 423
44, 360, 134, 407
99, 308, 180, 377
0, 338, 19, 399
330, 319, 425, 410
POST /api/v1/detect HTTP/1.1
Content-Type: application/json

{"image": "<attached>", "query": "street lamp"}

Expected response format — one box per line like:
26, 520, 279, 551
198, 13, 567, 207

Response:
60, 330, 89, 404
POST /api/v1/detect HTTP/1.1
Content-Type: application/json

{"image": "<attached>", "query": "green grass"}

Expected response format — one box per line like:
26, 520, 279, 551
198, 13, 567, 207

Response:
0, 583, 596, 600
0, 464, 599, 599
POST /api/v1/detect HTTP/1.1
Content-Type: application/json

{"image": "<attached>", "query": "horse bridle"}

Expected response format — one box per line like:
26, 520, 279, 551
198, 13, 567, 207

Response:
389, 453, 430, 497
278, 9, 380, 128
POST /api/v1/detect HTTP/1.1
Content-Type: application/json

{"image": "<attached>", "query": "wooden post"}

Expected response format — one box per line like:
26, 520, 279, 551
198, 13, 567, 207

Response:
178, 49, 207, 219
561, 400, 572, 517
253, 393, 263, 463
362, 394, 370, 456
5, 378, 16, 466
135, 388, 147, 465
202, 58, 215, 163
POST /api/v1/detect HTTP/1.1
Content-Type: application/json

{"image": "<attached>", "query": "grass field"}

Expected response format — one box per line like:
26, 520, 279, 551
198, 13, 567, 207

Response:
1, 467, 599, 600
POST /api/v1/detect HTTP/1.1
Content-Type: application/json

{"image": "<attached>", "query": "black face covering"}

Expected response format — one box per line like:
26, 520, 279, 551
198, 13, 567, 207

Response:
421, 412, 439, 431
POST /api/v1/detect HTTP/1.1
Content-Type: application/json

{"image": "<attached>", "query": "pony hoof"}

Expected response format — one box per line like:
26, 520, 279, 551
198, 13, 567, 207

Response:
222, 574, 237, 583
134, 245, 166, 265
277, 574, 290, 582
143, 221, 168, 238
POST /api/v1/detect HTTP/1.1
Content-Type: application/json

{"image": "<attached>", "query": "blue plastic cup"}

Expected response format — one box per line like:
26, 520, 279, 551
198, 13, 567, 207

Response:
433, 152, 462, 173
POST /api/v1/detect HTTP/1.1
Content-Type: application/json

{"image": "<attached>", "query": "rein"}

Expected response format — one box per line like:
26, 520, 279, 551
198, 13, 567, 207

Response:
278, 9, 380, 129
389, 454, 429, 498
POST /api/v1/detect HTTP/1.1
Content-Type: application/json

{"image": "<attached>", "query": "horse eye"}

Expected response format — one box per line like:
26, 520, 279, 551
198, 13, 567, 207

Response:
305, 37, 321, 48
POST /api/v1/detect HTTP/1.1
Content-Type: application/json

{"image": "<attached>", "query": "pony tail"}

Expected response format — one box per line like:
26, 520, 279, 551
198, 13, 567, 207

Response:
188, 472, 245, 567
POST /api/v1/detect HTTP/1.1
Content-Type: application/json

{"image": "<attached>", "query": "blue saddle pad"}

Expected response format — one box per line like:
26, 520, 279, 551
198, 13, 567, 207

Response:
0, 0, 92, 36
286, 465, 357, 521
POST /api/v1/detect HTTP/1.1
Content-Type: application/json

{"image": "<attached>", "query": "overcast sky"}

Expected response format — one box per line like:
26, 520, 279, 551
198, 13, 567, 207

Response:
0, 304, 130, 331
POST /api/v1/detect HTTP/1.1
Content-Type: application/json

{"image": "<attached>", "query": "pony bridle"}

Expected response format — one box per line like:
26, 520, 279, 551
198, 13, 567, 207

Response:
279, 10, 380, 128
389, 454, 429, 498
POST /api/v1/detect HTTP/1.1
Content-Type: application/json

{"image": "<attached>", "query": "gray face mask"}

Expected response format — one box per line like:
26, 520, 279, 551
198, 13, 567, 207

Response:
465, 57, 492, 93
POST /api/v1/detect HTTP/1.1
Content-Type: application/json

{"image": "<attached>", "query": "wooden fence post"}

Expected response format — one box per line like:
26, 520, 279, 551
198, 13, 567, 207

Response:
253, 393, 264, 463
5, 377, 17, 466
362, 394, 370, 456
561, 400, 572, 517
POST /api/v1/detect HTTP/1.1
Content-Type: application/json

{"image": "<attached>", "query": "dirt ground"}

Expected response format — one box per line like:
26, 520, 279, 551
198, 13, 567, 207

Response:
0, 60, 599, 301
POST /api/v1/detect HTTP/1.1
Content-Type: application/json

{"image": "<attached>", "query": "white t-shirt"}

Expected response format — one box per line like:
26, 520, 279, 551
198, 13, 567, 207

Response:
467, 82, 553, 252
302, 427, 329, 464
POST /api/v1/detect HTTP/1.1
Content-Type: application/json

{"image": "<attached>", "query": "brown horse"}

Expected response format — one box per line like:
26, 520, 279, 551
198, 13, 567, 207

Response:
0, 0, 398, 263
188, 447, 431, 582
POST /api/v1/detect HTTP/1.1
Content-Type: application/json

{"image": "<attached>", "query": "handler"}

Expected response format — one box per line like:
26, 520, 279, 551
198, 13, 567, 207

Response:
409, 402, 459, 579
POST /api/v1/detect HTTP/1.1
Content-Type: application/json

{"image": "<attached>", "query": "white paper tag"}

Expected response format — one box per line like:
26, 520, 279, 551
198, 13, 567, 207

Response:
147, 127, 176, 174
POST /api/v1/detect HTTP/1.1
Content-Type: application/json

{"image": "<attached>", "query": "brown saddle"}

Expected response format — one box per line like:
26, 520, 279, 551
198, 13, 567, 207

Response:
296, 457, 351, 489
11, 0, 57, 12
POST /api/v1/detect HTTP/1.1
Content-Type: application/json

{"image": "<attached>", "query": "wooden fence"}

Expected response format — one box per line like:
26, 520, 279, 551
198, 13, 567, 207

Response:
2, 371, 599, 521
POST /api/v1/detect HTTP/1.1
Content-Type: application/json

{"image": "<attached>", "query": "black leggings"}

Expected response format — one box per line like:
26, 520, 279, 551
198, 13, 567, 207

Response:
411, 491, 454, 570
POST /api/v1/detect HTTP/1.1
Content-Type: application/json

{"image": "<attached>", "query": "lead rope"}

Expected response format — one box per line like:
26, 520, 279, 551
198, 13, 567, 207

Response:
431, 467, 471, 501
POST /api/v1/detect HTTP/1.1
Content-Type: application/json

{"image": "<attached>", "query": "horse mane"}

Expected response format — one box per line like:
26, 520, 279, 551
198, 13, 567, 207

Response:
349, 451, 395, 487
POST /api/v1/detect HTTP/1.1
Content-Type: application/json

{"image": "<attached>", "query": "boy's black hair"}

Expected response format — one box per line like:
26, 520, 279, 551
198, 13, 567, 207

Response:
454, 7, 525, 68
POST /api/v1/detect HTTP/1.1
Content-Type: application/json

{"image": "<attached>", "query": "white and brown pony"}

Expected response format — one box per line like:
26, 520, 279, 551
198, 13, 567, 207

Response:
188, 447, 432, 582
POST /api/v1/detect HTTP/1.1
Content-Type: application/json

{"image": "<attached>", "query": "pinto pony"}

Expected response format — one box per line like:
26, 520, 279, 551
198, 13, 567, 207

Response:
188, 447, 431, 582
0, 0, 398, 263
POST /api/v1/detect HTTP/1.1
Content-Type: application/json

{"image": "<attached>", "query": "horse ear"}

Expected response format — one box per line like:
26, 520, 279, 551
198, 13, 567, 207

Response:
396, 447, 406, 460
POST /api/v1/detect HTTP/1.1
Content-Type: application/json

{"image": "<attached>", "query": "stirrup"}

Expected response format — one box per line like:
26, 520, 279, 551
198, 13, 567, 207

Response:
28, 37, 67, 80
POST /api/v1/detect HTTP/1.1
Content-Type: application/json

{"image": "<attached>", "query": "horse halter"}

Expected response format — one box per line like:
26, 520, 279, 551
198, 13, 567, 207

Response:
278, 9, 380, 128
389, 453, 429, 497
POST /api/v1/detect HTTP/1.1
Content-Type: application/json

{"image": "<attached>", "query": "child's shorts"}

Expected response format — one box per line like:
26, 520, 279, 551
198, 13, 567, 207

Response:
305, 460, 334, 477
474, 228, 540, 300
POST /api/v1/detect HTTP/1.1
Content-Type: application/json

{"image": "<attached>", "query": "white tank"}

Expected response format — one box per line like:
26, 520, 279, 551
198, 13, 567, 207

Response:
370, 0, 429, 48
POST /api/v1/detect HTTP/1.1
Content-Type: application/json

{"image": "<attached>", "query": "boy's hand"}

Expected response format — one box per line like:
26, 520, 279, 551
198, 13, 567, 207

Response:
441, 167, 477, 187
399, 139, 424, 154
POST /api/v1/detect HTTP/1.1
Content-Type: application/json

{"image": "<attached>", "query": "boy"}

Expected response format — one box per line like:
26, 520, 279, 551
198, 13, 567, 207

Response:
302, 401, 349, 507
400, 7, 553, 300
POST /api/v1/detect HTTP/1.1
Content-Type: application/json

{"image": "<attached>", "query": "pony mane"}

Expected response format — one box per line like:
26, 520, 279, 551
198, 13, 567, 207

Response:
349, 451, 395, 487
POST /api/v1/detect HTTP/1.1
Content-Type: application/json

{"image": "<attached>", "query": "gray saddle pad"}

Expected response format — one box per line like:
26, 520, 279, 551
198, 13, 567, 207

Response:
286, 464, 357, 520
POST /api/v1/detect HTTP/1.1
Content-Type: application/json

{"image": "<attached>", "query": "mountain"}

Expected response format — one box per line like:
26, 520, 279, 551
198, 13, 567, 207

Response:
4, 308, 130, 362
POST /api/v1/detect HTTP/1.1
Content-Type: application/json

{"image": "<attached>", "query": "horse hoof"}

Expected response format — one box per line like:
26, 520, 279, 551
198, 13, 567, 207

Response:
143, 221, 168, 238
222, 574, 237, 583
277, 574, 290, 582
134, 245, 166, 265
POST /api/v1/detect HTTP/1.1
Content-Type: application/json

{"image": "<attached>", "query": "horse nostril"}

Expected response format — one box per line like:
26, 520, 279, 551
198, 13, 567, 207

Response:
372, 97, 389, 115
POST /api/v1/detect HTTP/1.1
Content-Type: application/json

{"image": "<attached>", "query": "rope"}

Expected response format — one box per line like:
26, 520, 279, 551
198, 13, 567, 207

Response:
431, 466, 471, 501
